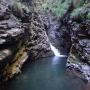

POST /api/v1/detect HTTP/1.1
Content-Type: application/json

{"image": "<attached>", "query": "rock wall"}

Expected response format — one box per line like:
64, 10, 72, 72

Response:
27, 12, 53, 60
0, 2, 28, 81
40, 11, 72, 55
53, 0, 90, 82
0, 1, 53, 82
67, 19, 90, 81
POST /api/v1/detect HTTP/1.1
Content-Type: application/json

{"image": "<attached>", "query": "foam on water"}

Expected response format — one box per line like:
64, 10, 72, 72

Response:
50, 43, 66, 57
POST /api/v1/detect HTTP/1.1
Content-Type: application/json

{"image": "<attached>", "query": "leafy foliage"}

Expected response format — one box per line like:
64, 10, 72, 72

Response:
71, 2, 90, 20
42, 0, 70, 17
41, 0, 90, 20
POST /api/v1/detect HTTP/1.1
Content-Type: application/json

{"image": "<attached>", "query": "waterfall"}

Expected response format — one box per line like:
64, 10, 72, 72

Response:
50, 43, 66, 57
50, 43, 60, 56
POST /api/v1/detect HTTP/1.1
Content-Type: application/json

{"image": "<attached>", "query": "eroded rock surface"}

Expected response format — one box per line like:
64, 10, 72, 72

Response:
0, 1, 28, 82
67, 20, 90, 81
27, 12, 53, 60
0, 1, 52, 82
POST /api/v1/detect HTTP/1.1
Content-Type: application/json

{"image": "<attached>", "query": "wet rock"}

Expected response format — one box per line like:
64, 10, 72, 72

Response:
67, 19, 90, 81
3, 46, 28, 81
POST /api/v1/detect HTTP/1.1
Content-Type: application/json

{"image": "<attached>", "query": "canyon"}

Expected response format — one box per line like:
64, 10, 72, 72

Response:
0, 0, 90, 90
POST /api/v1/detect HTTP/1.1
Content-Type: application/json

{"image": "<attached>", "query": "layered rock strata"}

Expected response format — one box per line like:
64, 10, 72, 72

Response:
0, 1, 52, 82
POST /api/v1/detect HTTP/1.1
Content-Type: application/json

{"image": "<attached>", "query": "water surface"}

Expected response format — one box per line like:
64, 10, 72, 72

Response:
0, 56, 86, 90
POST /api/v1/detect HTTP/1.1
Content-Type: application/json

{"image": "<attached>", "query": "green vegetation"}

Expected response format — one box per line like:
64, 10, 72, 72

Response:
71, 2, 90, 20
41, 0, 90, 19
42, 0, 70, 17
70, 7, 87, 19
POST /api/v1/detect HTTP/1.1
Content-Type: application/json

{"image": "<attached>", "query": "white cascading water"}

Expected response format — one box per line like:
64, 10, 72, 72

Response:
50, 43, 66, 57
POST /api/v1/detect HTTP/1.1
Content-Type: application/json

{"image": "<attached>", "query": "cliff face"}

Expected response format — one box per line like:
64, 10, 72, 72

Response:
0, 1, 28, 81
27, 12, 53, 60
0, 1, 53, 82
67, 20, 90, 81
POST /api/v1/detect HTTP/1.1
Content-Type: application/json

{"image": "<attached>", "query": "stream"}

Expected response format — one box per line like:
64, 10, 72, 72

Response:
0, 56, 86, 90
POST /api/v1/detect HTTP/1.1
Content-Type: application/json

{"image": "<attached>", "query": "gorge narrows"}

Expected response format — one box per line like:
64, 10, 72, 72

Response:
0, 0, 90, 90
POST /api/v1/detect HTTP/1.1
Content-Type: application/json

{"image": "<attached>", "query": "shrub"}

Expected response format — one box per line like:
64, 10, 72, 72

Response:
42, 0, 70, 17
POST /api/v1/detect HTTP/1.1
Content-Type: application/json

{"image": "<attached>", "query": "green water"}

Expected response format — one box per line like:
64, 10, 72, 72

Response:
0, 56, 86, 90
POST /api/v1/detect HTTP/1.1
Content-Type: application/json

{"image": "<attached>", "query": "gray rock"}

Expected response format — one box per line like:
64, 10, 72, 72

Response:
27, 13, 53, 60
0, 49, 11, 61
67, 20, 90, 81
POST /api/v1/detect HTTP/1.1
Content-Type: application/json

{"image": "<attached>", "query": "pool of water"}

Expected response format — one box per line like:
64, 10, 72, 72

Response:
0, 56, 86, 90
